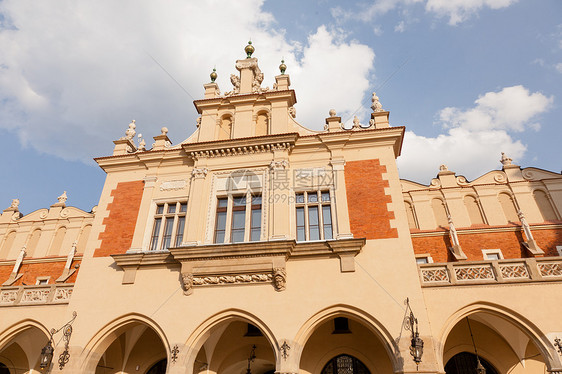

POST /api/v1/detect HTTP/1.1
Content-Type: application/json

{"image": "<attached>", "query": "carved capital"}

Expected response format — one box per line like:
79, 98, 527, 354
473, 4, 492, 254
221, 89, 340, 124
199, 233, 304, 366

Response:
269, 160, 289, 170
191, 168, 209, 179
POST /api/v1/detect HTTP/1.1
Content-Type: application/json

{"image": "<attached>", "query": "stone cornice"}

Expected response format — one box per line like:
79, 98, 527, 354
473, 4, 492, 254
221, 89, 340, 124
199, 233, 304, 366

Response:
111, 238, 367, 287
193, 89, 297, 113
0, 255, 84, 267
182, 133, 299, 160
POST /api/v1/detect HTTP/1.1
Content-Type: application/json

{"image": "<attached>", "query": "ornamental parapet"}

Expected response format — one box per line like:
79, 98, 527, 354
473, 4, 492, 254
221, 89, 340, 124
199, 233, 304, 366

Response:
0, 284, 74, 306
418, 257, 562, 287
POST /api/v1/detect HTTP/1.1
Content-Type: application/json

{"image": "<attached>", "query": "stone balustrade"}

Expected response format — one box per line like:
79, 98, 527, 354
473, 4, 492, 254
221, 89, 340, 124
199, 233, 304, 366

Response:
419, 257, 562, 287
0, 284, 73, 306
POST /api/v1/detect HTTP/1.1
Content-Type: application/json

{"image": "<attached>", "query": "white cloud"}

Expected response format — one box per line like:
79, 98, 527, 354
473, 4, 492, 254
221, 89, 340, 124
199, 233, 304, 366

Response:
395, 21, 406, 32
373, 25, 383, 36
425, 0, 517, 25
556, 62, 562, 73
331, 0, 516, 26
397, 85, 552, 183
0, 0, 375, 162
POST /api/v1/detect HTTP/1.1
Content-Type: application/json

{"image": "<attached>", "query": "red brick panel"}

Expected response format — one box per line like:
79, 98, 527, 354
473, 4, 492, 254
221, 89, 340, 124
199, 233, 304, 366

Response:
345, 159, 398, 239
0, 260, 81, 285
412, 228, 562, 262
534, 229, 562, 256
95, 180, 144, 257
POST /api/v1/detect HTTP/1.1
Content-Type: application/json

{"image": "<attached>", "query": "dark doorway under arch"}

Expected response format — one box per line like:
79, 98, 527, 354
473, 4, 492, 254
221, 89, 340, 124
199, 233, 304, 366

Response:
146, 359, 167, 374
0, 362, 9, 374
445, 352, 498, 374
321, 354, 370, 374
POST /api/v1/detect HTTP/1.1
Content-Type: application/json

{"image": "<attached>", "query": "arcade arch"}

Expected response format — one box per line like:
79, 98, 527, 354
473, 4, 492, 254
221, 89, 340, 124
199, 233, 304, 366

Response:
440, 304, 559, 373
0, 321, 50, 373
81, 314, 168, 374
296, 306, 398, 374
184, 310, 277, 374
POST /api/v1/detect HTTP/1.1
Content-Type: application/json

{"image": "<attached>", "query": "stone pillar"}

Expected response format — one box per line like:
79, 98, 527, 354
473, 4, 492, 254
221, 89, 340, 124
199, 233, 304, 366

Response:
183, 164, 209, 245
128, 175, 157, 252
330, 159, 353, 239
269, 150, 291, 240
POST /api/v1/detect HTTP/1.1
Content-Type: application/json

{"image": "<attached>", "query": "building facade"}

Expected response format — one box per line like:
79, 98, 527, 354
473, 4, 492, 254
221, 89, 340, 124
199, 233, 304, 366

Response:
1, 44, 561, 374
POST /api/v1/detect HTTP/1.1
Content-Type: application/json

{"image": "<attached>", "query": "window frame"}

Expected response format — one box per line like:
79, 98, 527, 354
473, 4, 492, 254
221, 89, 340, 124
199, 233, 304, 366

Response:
482, 249, 504, 261
415, 254, 433, 264
36, 276, 50, 285
214, 192, 263, 244
294, 190, 336, 242
149, 201, 188, 251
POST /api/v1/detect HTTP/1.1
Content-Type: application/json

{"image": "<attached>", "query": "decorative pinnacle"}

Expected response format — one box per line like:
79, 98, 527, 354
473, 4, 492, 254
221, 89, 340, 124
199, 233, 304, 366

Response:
245, 41, 255, 58
279, 59, 287, 74
210, 68, 217, 83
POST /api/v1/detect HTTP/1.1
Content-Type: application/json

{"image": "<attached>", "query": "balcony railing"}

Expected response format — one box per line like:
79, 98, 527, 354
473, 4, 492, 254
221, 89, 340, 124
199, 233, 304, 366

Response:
0, 284, 73, 306
419, 257, 562, 287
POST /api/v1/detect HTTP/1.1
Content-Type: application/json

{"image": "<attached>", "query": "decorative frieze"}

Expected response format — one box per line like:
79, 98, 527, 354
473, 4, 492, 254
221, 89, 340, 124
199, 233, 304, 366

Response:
189, 142, 293, 159
21, 289, 51, 303
192, 273, 273, 286
455, 264, 494, 281
499, 263, 530, 279
538, 262, 562, 277
421, 268, 449, 283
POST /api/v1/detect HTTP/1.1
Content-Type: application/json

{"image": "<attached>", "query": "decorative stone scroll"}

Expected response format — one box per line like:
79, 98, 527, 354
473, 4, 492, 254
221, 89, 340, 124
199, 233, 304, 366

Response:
269, 160, 289, 170
21, 289, 51, 303
538, 262, 562, 277
421, 267, 449, 283
455, 265, 494, 281
499, 263, 530, 279
0, 289, 18, 304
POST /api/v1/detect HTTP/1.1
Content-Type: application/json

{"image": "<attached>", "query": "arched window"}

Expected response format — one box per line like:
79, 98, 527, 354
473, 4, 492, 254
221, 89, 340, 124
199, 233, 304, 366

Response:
445, 352, 498, 374
533, 190, 558, 221
431, 198, 448, 228
321, 355, 370, 374
218, 115, 232, 140
255, 112, 268, 136
48, 227, 66, 256
26, 229, 42, 258
76, 225, 92, 254
498, 193, 518, 223
0, 362, 9, 374
463, 196, 485, 225
405, 201, 418, 229
0, 231, 16, 259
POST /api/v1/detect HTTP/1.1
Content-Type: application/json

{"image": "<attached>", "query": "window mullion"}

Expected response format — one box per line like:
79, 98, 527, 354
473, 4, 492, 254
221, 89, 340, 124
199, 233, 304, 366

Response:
244, 191, 251, 242
318, 191, 325, 240
224, 196, 233, 243
155, 203, 167, 250
304, 192, 309, 241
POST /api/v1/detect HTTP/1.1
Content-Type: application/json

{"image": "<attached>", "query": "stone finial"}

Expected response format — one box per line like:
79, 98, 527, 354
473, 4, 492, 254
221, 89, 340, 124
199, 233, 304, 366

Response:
329, 109, 337, 117
124, 120, 136, 140
352, 116, 361, 128
245, 41, 255, 58
57, 191, 68, 204
500, 152, 513, 166
210, 68, 217, 82
371, 92, 384, 112
138, 135, 146, 151
161, 127, 168, 135
279, 59, 287, 74
439, 164, 448, 172
196, 117, 201, 128
10, 199, 19, 209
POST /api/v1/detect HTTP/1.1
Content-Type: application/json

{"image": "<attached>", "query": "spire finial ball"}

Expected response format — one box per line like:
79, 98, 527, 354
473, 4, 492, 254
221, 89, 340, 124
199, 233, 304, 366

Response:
245, 41, 255, 58
210, 68, 217, 83
279, 59, 287, 74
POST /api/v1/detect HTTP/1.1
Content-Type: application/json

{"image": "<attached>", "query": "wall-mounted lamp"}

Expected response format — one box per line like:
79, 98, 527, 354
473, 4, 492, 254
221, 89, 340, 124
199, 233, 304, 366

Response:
246, 344, 256, 374
403, 298, 424, 368
39, 311, 77, 371
466, 317, 486, 374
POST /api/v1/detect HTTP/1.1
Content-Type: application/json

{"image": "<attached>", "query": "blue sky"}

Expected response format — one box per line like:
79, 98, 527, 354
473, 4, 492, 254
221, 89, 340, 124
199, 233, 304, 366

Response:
0, 0, 560, 214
